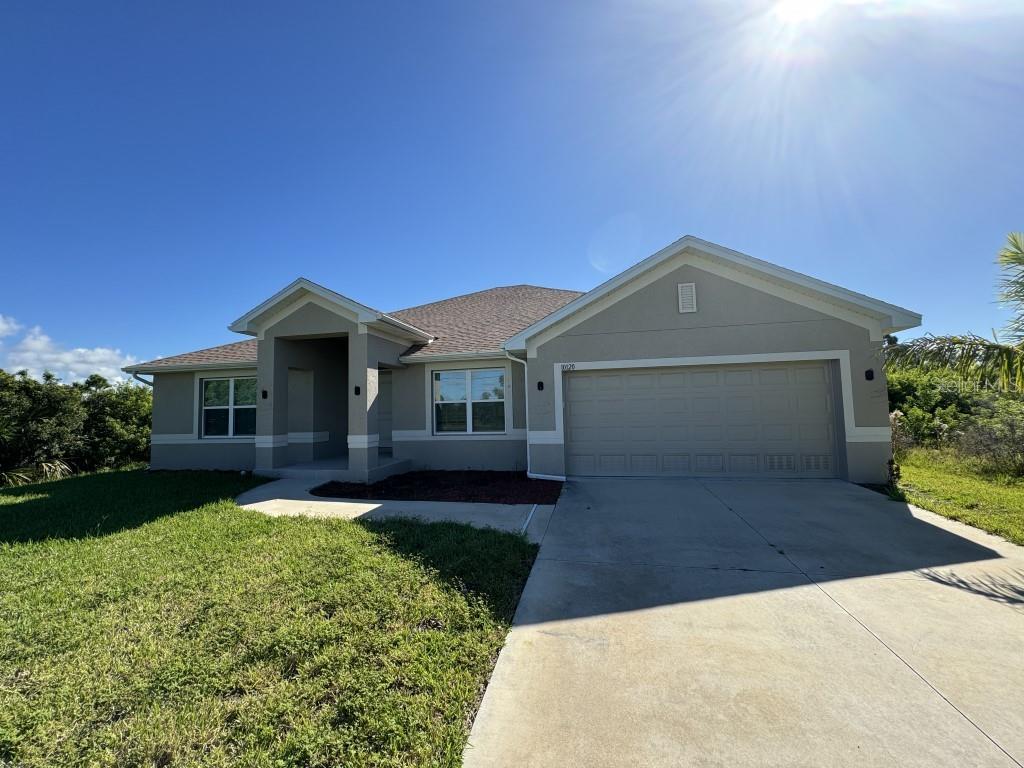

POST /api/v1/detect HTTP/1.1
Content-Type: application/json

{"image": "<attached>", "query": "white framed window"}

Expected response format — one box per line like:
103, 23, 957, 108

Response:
432, 368, 506, 434
201, 377, 257, 437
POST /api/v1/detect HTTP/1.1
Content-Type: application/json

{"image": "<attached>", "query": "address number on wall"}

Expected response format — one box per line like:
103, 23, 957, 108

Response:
560, 363, 576, 371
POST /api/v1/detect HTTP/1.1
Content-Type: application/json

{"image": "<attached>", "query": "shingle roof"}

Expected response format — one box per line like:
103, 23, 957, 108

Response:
130, 340, 258, 371
128, 284, 583, 371
389, 285, 584, 359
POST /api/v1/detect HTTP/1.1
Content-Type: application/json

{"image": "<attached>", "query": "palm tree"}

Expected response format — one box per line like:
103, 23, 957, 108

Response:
885, 232, 1024, 392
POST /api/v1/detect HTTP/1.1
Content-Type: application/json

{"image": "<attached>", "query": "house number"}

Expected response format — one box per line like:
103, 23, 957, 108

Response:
561, 363, 576, 371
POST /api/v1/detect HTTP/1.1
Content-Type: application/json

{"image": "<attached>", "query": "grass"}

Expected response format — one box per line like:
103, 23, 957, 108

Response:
0, 469, 538, 767
898, 449, 1024, 546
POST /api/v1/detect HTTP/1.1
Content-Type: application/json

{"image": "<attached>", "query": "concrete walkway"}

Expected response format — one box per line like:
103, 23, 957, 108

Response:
236, 479, 554, 542
465, 478, 1024, 768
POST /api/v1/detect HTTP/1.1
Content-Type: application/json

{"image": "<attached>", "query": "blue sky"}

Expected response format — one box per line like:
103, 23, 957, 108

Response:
1, 0, 1022, 380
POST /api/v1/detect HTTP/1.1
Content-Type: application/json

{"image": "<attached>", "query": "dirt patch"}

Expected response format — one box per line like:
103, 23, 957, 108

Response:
310, 470, 563, 505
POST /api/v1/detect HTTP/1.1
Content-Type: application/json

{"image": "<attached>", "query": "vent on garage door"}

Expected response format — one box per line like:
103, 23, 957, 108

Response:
802, 455, 832, 472
677, 282, 697, 313
765, 454, 796, 472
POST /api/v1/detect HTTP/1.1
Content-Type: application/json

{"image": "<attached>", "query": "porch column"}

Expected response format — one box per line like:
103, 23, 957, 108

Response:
254, 337, 289, 469
347, 329, 379, 477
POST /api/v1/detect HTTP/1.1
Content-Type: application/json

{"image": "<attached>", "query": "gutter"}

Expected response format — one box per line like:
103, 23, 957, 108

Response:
122, 361, 257, 375
398, 350, 508, 365
131, 373, 154, 387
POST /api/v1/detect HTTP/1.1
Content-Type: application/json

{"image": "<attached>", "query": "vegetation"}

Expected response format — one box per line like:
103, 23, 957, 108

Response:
886, 231, 1024, 392
898, 449, 1024, 547
0, 469, 538, 767
885, 232, 1024, 481
0, 370, 150, 486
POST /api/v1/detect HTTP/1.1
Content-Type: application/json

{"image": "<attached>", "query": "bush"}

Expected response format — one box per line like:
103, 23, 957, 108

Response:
955, 397, 1024, 476
0, 369, 151, 484
886, 368, 978, 447
77, 374, 152, 469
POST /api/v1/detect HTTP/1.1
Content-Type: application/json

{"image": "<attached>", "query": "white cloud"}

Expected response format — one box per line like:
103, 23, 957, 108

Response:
3, 325, 138, 383
0, 314, 22, 340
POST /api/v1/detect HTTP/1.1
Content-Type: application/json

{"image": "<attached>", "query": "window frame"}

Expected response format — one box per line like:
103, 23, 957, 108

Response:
431, 367, 507, 436
201, 376, 257, 438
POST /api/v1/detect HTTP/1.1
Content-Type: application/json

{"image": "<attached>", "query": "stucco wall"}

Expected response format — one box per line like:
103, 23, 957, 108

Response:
394, 440, 527, 471
525, 264, 891, 482
151, 443, 254, 471
152, 372, 196, 434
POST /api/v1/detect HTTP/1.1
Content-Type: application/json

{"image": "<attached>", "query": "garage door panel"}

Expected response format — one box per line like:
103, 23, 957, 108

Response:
758, 368, 791, 385
724, 369, 754, 387
657, 372, 687, 388
690, 371, 720, 387
564, 361, 837, 478
727, 424, 759, 441
763, 423, 796, 441
692, 397, 721, 415
663, 454, 691, 473
725, 395, 756, 414
729, 454, 759, 473
695, 454, 724, 472
595, 374, 624, 392
598, 454, 627, 474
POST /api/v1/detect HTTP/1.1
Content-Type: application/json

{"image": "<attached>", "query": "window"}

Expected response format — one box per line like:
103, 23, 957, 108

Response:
202, 377, 257, 437
433, 368, 505, 434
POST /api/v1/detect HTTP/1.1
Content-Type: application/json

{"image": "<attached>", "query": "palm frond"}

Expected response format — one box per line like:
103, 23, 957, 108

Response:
998, 231, 1024, 342
884, 333, 1024, 393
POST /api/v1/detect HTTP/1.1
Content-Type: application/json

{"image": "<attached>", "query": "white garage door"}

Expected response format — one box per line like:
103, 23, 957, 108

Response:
564, 362, 838, 478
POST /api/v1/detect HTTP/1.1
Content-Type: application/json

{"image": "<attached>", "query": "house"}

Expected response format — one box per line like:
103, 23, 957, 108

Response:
124, 236, 921, 484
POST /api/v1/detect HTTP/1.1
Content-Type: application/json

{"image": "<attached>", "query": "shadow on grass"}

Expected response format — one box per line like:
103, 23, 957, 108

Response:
356, 517, 539, 622
0, 469, 266, 544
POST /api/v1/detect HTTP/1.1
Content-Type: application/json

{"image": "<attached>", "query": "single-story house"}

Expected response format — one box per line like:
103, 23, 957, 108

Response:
124, 236, 921, 484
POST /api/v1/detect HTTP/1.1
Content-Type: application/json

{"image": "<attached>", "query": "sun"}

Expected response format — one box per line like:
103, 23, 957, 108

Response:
772, 0, 831, 24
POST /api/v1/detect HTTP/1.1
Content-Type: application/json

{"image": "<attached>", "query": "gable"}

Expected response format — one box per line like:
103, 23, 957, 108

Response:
228, 278, 433, 343
264, 298, 360, 338
503, 236, 921, 353
565, 264, 833, 339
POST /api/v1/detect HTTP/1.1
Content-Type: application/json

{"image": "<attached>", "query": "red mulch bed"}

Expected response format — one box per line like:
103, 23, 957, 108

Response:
310, 470, 563, 505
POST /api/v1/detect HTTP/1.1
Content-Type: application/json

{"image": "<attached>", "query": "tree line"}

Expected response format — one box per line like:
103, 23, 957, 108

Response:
0, 370, 151, 486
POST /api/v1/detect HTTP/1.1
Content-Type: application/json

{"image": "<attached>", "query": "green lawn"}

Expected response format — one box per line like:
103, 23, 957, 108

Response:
0, 470, 537, 768
899, 449, 1024, 546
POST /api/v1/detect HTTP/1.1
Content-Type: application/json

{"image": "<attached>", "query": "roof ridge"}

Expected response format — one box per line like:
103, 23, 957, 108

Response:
389, 284, 584, 315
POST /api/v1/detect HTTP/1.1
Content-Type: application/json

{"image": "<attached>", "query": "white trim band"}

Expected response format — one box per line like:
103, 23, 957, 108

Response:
287, 431, 329, 444
152, 434, 255, 446
255, 434, 289, 448
347, 434, 380, 449
393, 429, 527, 442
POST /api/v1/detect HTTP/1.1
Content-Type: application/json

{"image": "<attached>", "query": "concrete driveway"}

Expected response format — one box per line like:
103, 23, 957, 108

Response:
465, 479, 1024, 768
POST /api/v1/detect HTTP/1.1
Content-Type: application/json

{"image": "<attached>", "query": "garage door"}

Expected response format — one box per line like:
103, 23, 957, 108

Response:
564, 362, 838, 478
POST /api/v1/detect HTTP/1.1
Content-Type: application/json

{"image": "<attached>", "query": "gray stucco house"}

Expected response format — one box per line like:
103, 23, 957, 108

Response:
124, 236, 921, 484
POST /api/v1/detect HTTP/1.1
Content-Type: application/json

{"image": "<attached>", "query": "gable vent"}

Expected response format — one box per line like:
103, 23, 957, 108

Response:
678, 283, 697, 313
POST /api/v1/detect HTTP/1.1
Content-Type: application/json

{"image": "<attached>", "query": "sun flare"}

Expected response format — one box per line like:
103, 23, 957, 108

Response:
772, 0, 830, 24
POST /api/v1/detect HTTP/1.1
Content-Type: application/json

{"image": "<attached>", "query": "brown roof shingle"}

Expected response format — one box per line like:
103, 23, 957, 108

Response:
389, 285, 583, 359
129, 284, 583, 371
131, 340, 258, 370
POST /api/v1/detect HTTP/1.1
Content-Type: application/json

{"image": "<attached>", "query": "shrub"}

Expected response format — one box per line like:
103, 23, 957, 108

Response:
76, 374, 152, 469
886, 368, 978, 447
955, 397, 1024, 476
